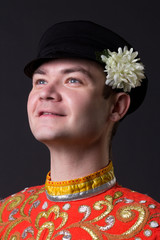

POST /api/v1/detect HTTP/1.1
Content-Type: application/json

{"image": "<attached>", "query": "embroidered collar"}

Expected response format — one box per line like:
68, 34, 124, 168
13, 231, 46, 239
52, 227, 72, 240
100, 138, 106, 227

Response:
45, 161, 116, 202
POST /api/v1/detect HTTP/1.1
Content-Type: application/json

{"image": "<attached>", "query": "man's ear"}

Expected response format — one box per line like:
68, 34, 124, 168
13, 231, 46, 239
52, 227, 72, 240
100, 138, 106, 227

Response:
109, 92, 130, 122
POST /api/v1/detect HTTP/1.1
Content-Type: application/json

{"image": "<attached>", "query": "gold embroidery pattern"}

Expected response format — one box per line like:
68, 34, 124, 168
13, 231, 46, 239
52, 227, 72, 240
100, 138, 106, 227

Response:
64, 192, 151, 239
81, 225, 103, 240
91, 195, 113, 223
4, 218, 31, 240
36, 221, 54, 240
0, 187, 159, 239
9, 231, 20, 240
0, 187, 45, 239
0, 194, 25, 223
35, 205, 68, 239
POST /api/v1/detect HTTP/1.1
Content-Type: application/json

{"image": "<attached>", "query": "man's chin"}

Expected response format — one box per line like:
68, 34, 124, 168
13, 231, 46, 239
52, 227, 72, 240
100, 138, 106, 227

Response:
32, 131, 69, 144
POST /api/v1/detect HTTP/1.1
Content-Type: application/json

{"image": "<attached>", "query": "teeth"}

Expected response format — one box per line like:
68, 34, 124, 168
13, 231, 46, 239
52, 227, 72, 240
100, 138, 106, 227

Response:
43, 112, 53, 115
41, 112, 64, 116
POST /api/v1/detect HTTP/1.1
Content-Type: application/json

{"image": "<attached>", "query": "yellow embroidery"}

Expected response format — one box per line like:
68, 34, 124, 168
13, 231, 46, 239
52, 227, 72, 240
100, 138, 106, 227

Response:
20, 187, 45, 217
91, 196, 113, 223
81, 226, 100, 240
9, 231, 21, 240
35, 205, 68, 239
4, 217, 30, 240
113, 191, 123, 199
0, 185, 157, 239
0, 188, 44, 239
114, 204, 149, 238
0, 194, 24, 223
10, 237, 18, 240
36, 221, 54, 240
20, 195, 39, 217
65, 193, 150, 240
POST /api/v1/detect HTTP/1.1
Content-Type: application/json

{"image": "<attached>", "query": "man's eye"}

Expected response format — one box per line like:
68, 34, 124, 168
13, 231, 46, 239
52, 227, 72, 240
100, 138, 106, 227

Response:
68, 78, 81, 84
36, 79, 47, 85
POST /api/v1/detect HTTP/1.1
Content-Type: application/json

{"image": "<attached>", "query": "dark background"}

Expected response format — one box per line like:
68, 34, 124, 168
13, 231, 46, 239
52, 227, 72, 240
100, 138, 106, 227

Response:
0, 0, 159, 202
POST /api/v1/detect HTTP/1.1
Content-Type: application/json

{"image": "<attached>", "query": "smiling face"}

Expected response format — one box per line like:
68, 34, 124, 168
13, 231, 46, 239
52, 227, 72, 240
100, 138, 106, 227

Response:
27, 59, 114, 147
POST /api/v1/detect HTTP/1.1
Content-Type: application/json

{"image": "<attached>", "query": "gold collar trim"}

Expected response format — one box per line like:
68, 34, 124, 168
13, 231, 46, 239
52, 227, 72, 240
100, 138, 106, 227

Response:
45, 161, 116, 202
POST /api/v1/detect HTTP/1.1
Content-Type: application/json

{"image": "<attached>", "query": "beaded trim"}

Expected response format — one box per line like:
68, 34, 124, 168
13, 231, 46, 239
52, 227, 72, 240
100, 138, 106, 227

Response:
45, 161, 116, 202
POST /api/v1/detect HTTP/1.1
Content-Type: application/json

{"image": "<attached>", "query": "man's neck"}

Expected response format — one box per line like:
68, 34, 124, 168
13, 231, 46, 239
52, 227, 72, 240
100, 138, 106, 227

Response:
48, 140, 110, 182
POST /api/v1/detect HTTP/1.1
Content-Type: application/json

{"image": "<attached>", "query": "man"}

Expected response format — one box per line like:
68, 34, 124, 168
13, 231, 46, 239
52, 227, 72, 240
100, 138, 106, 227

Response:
0, 21, 159, 239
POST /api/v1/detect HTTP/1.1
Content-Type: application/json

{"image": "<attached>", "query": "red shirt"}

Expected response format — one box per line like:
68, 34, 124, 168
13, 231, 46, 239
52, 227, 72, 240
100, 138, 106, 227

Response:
0, 184, 159, 239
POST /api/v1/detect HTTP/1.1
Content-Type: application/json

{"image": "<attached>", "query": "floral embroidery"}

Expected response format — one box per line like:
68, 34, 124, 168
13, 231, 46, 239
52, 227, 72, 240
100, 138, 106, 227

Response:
0, 186, 159, 239
0, 188, 160, 240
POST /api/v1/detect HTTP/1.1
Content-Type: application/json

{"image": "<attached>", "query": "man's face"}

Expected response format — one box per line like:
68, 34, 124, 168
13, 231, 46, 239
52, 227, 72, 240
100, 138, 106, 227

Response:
27, 59, 113, 146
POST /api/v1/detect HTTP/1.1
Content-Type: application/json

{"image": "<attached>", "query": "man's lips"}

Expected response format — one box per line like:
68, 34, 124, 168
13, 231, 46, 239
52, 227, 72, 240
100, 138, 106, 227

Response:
38, 111, 66, 117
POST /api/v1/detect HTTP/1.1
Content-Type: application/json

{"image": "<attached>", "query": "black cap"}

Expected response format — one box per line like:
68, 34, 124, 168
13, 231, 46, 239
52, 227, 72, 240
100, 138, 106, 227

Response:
24, 20, 148, 115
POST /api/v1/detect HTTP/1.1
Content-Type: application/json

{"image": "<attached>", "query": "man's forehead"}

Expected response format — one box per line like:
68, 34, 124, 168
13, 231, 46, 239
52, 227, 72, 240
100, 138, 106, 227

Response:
33, 59, 104, 79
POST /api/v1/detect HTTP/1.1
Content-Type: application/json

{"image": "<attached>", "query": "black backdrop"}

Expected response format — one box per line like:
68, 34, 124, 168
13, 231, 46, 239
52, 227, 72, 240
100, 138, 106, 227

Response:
0, 0, 160, 202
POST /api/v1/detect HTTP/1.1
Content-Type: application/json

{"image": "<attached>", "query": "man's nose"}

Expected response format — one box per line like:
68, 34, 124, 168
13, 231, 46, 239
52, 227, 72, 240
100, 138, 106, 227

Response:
39, 83, 62, 102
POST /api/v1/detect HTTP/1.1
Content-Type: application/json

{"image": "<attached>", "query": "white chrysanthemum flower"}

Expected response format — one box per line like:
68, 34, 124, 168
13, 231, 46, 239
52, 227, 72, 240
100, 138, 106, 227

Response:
101, 46, 145, 92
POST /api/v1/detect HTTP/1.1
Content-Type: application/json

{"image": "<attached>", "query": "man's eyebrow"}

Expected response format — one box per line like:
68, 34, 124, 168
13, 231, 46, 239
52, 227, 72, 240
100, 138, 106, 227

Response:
61, 67, 92, 79
33, 69, 46, 75
33, 67, 93, 79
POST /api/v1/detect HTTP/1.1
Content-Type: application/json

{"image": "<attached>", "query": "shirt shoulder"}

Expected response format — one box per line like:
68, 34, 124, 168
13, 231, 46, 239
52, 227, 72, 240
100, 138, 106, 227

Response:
0, 185, 46, 238
0, 184, 45, 219
106, 185, 160, 239
0, 184, 45, 204
115, 185, 159, 204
